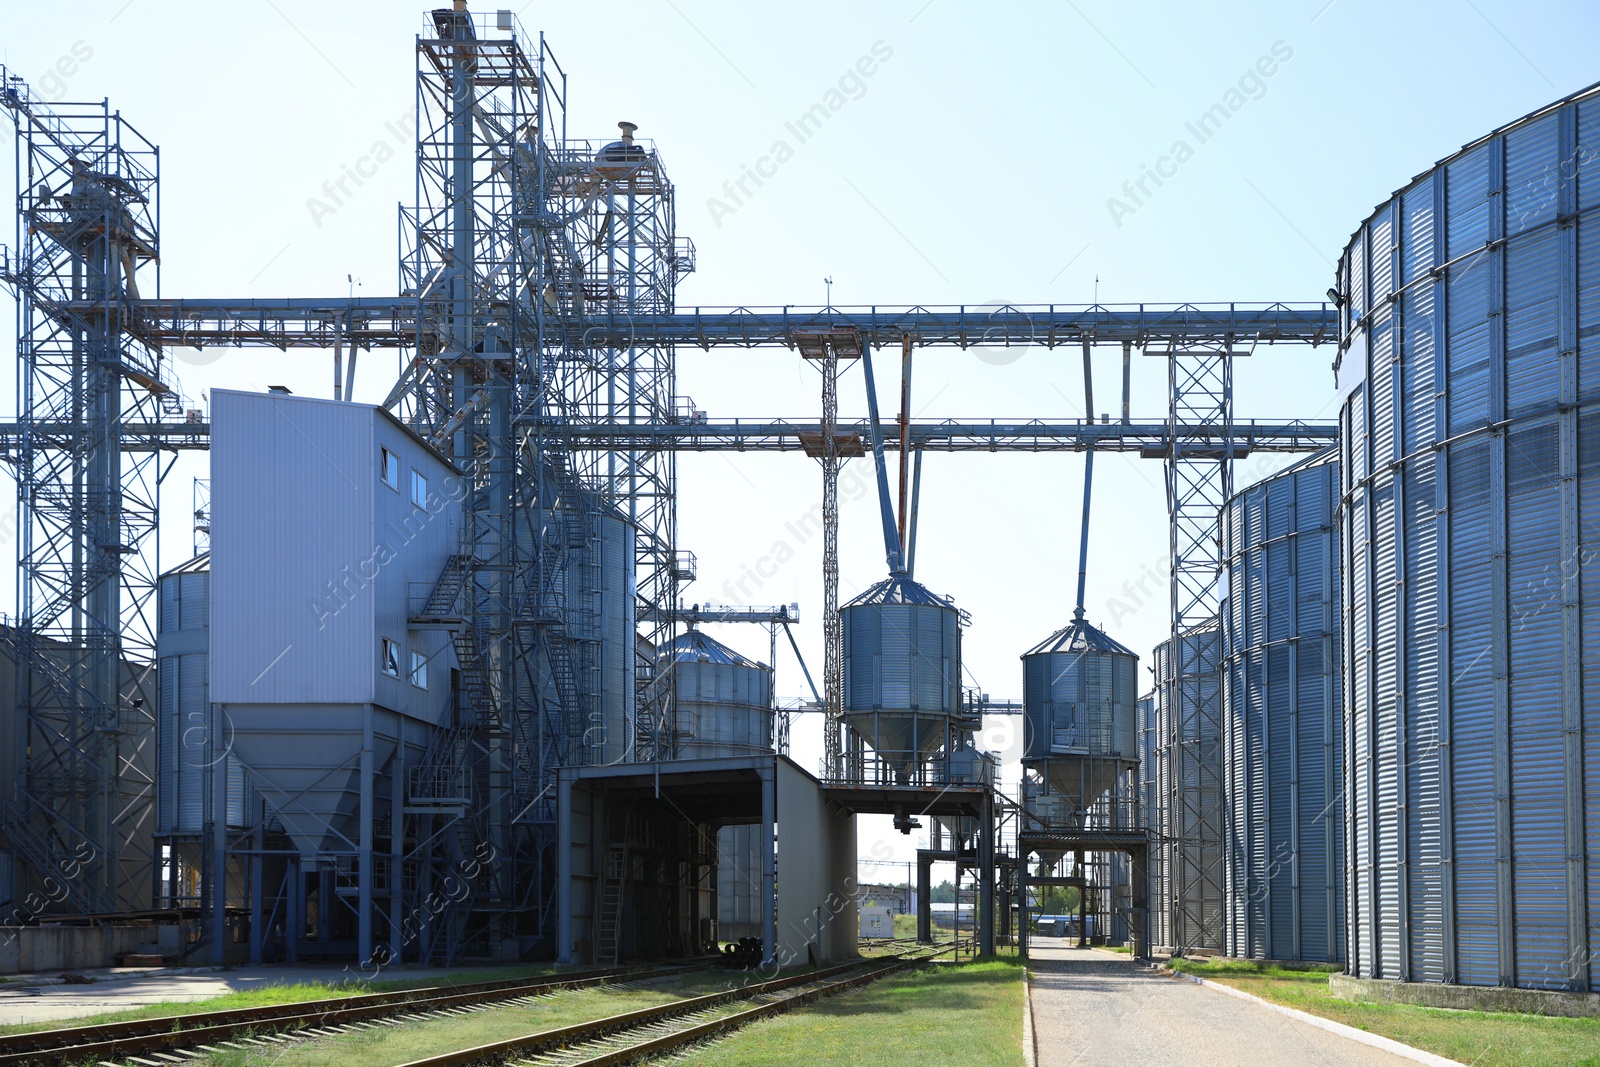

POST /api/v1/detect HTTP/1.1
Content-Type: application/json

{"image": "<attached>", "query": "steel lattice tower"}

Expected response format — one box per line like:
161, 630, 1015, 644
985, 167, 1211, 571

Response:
1161, 343, 1233, 954
394, 7, 691, 954
0, 74, 167, 915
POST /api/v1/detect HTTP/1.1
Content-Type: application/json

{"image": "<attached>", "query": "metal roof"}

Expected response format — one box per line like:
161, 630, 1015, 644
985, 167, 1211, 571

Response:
160, 552, 211, 577
1022, 617, 1138, 659
843, 576, 958, 609
662, 628, 768, 670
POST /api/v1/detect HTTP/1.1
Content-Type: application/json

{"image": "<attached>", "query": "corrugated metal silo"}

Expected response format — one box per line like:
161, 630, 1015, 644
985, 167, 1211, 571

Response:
1020, 619, 1139, 816
841, 576, 962, 784
564, 508, 637, 766
1153, 618, 1223, 953
1138, 691, 1166, 949
1338, 84, 1600, 991
666, 629, 773, 758
1221, 451, 1344, 963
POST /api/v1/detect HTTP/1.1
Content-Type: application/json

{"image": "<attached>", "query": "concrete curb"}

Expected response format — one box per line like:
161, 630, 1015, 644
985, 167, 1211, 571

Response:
1022, 965, 1037, 1067
1164, 969, 1466, 1067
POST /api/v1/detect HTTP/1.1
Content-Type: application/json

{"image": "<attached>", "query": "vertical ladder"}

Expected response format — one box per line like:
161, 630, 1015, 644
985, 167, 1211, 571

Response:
595, 844, 626, 964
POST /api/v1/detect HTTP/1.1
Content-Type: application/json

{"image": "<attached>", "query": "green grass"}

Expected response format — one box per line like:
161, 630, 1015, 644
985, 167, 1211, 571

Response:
1166, 959, 1600, 1067
188, 971, 768, 1067
682, 960, 1023, 1066
0, 962, 581, 1037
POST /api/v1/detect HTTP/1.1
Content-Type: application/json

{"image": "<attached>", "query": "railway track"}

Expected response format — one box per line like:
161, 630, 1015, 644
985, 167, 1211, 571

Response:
0, 963, 691, 1067
391, 950, 949, 1067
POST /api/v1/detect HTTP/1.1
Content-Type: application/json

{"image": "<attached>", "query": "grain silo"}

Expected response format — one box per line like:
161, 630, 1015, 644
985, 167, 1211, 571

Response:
1152, 618, 1223, 954
1221, 451, 1344, 963
1338, 83, 1600, 992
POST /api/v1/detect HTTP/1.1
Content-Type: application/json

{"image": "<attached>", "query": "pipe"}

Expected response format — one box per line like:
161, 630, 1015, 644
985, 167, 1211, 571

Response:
781, 621, 822, 705
1075, 341, 1095, 619
1075, 450, 1094, 621
861, 342, 906, 577
907, 447, 923, 579
897, 334, 912, 553
1121, 339, 1132, 424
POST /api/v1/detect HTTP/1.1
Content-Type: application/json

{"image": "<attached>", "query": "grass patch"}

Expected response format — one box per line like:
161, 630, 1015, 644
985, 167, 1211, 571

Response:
1166, 960, 1600, 1067
683, 959, 1023, 1066
0, 962, 580, 1037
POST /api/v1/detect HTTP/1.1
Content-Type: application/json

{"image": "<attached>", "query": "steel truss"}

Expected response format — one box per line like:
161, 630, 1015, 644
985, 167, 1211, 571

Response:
0, 417, 1336, 454
0, 72, 172, 915
123, 299, 1335, 351
1161, 344, 1233, 954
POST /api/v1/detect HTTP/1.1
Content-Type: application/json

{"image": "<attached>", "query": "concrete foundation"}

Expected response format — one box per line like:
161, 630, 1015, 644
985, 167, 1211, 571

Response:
0, 926, 156, 973
1329, 973, 1600, 1019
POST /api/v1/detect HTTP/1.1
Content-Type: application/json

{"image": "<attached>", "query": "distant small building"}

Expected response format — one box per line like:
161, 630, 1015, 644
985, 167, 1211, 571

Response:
860, 906, 893, 939
854, 882, 909, 913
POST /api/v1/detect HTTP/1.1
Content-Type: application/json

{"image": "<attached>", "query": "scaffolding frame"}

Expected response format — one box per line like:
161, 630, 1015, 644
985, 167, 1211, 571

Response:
0, 72, 171, 916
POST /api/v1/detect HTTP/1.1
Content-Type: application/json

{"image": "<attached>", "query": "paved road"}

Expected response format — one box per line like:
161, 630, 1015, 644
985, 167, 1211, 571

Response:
1028, 942, 1421, 1067
0, 962, 518, 1026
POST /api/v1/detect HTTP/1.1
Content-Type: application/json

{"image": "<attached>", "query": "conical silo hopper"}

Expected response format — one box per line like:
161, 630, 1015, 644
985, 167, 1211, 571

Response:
1020, 617, 1139, 819
841, 576, 962, 784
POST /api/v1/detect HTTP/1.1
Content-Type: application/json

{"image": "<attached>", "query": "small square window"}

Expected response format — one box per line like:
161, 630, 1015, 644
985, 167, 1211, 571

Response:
381, 448, 400, 490
409, 651, 428, 690
381, 638, 400, 677
410, 469, 428, 509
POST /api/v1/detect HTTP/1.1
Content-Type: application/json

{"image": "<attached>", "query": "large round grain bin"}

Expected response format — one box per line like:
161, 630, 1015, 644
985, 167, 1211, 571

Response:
562, 507, 636, 765
1152, 618, 1223, 954
1020, 618, 1139, 819
1221, 450, 1344, 964
666, 629, 773, 759
841, 576, 963, 784
1338, 85, 1600, 992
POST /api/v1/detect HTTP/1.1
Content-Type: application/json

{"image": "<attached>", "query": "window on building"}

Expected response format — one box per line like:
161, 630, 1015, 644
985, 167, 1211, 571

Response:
410, 468, 428, 509
410, 650, 428, 690
381, 638, 400, 677
381, 447, 400, 490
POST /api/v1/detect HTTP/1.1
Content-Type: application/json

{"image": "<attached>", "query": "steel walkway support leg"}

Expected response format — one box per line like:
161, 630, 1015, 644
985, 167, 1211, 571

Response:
917, 853, 933, 944
980, 796, 995, 957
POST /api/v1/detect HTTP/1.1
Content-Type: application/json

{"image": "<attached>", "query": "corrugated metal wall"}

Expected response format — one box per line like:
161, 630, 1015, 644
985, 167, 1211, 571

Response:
1221, 452, 1344, 962
717, 823, 762, 938
676, 660, 773, 759
1138, 692, 1165, 948
1338, 87, 1600, 990
155, 563, 252, 835
1153, 621, 1223, 952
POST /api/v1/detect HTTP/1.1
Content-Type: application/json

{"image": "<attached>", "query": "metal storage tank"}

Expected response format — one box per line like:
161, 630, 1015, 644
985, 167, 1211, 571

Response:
666, 629, 773, 759
840, 576, 963, 784
562, 507, 637, 766
1137, 691, 1166, 949
1153, 618, 1223, 954
1020, 618, 1139, 818
1221, 451, 1344, 963
717, 823, 762, 940
156, 554, 249, 834
1337, 84, 1600, 991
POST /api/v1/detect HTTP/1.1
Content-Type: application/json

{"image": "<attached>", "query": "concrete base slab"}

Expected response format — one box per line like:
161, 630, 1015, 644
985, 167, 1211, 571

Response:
1026, 940, 1427, 1066
1330, 973, 1600, 1019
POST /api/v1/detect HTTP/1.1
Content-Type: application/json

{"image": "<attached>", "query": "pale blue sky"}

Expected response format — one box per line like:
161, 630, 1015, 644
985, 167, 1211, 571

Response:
5, 0, 1598, 862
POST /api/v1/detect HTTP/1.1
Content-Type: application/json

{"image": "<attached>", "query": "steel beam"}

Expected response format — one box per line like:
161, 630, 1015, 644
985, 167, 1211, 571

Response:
125, 299, 1337, 350
0, 418, 1336, 454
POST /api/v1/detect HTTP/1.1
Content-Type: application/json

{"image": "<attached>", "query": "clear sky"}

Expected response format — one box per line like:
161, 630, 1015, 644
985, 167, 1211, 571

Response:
5, 0, 1599, 869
